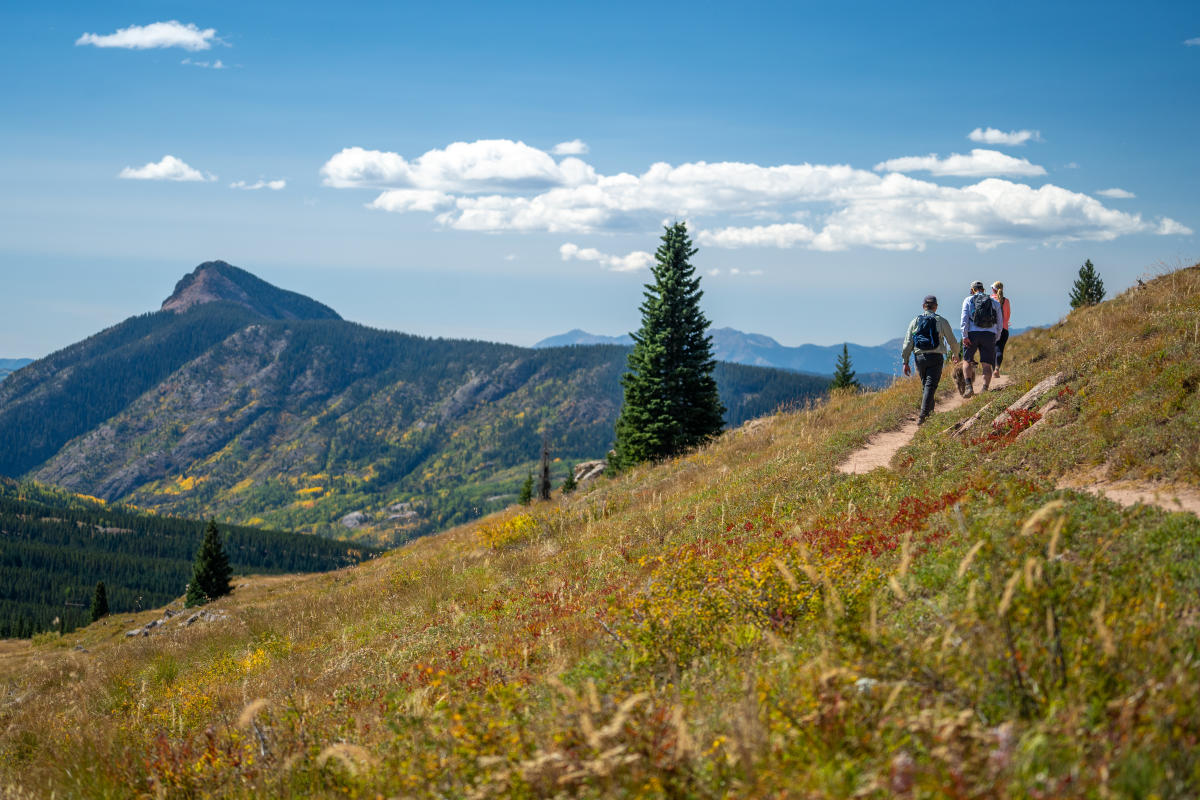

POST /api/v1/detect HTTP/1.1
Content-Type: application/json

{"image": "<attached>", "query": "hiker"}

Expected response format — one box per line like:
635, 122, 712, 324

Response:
901, 295, 959, 425
991, 281, 1011, 376
959, 280, 1003, 397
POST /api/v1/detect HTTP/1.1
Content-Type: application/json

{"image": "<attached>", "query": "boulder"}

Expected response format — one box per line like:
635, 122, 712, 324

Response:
574, 460, 607, 485
341, 511, 367, 529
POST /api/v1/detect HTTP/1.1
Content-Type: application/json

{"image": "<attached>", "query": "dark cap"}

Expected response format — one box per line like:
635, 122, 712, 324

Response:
971, 280, 985, 291
923, 294, 937, 306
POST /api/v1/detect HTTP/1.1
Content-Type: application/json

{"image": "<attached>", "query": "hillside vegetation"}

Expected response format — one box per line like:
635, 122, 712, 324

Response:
0, 264, 827, 545
0, 479, 380, 638
2, 265, 1199, 798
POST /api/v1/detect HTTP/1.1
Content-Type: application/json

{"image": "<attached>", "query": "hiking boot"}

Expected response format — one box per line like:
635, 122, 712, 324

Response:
916, 414, 928, 426
963, 384, 974, 398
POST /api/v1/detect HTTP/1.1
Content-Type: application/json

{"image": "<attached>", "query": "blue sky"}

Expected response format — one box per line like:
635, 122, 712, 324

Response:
2, 1, 1197, 358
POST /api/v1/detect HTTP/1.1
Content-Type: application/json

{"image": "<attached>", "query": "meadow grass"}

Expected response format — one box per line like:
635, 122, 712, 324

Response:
2, 265, 1199, 798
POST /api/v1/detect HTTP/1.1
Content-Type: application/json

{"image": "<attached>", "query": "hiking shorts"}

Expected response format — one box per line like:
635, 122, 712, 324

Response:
964, 331, 997, 366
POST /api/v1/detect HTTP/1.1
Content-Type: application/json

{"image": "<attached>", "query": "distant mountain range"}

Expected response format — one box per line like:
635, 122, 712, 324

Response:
0, 358, 32, 382
0, 261, 829, 544
535, 328, 905, 377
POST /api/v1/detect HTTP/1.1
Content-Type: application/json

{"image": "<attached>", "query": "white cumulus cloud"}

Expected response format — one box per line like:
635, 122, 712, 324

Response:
321, 140, 593, 192
324, 138, 1187, 252
967, 127, 1041, 146
119, 155, 212, 182
559, 243, 654, 272
552, 139, 590, 155
77, 21, 219, 51
1096, 188, 1135, 199
698, 222, 815, 248
369, 189, 455, 213
875, 149, 1046, 177
230, 179, 286, 191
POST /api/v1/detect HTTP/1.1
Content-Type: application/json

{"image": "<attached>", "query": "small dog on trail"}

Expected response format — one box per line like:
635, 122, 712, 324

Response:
953, 366, 969, 397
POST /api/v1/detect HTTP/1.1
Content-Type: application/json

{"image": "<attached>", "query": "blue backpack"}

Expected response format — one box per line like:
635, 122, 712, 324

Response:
913, 313, 940, 350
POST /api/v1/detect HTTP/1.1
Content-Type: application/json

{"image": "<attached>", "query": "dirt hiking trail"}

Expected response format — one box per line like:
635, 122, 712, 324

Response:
836, 373, 1200, 518
837, 373, 1011, 475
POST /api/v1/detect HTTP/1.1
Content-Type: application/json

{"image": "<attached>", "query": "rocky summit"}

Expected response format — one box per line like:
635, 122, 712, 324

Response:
161, 260, 342, 321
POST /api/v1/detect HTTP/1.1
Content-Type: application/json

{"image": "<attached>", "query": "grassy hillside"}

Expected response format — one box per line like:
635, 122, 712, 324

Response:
1, 265, 1198, 798
0, 479, 381, 638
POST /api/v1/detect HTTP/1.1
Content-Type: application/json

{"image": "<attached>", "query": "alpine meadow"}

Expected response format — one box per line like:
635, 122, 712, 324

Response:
4, 3, 1200, 798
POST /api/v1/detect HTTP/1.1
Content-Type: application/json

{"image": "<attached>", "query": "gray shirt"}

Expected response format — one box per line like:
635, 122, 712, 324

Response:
902, 312, 959, 364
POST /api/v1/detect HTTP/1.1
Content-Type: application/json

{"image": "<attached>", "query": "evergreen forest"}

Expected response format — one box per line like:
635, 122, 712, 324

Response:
0, 478, 379, 638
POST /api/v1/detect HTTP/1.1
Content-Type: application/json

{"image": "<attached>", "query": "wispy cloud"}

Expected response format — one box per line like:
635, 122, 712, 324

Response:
181, 57, 226, 69
1157, 218, 1193, 235
323, 138, 1188, 253
1185, 37, 1200, 46
230, 179, 286, 191
77, 21, 220, 51
967, 127, 1041, 146
874, 148, 1046, 177
559, 243, 653, 272
552, 139, 589, 155
119, 155, 213, 182
1096, 188, 1135, 199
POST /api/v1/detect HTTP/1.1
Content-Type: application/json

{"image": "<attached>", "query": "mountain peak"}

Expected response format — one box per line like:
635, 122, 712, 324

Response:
161, 261, 342, 321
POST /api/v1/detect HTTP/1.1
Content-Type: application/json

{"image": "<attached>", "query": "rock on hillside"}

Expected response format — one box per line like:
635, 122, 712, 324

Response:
162, 260, 342, 320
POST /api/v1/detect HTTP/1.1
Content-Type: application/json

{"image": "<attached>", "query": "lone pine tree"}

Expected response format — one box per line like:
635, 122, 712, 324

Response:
518, 472, 534, 505
612, 222, 725, 469
90, 581, 109, 622
829, 344, 860, 390
1069, 259, 1106, 309
560, 463, 578, 494
185, 519, 233, 607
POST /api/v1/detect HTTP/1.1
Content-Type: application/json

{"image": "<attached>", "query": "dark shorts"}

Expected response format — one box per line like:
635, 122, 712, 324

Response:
964, 331, 997, 366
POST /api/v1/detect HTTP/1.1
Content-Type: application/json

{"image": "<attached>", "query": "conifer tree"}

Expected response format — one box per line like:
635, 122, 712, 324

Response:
185, 519, 232, 607
90, 581, 109, 622
829, 344, 860, 390
612, 222, 725, 469
518, 472, 533, 505
1069, 259, 1106, 309
560, 463, 578, 494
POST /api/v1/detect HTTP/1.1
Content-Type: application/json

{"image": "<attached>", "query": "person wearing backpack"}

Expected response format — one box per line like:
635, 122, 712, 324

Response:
959, 280, 1002, 397
902, 294, 959, 425
991, 280, 1011, 376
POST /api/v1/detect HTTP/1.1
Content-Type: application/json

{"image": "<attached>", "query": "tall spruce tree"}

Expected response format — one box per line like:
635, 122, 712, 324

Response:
612, 222, 725, 469
90, 581, 109, 622
1069, 259, 1106, 309
829, 344, 860, 390
185, 519, 232, 607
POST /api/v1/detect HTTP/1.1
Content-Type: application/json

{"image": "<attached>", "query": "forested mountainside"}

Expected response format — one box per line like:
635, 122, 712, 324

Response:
4, 266, 1197, 798
0, 478, 379, 638
0, 263, 827, 544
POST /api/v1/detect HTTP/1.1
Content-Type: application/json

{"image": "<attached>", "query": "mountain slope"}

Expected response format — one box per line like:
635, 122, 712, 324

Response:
0, 263, 827, 543
3, 264, 1197, 798
0, 478, 380, 638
